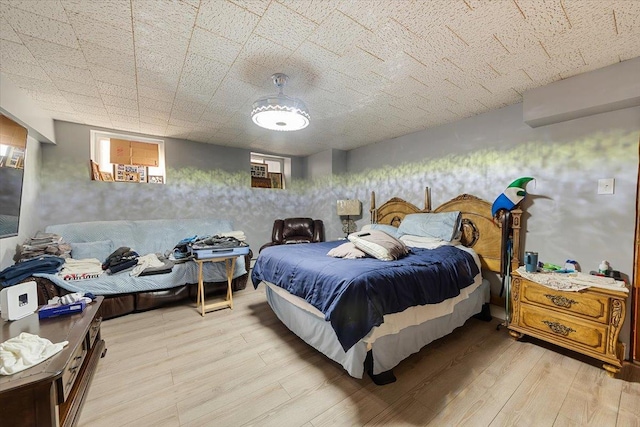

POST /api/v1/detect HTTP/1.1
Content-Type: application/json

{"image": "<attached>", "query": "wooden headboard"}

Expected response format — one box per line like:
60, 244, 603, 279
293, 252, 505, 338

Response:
370, 189, 522, 274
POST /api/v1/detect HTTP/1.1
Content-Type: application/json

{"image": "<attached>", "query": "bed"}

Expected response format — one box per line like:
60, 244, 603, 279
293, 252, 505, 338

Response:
251, 190, 522, 384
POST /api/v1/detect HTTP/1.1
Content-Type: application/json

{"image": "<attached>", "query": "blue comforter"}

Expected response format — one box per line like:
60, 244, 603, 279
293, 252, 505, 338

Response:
252, 241, 480, 351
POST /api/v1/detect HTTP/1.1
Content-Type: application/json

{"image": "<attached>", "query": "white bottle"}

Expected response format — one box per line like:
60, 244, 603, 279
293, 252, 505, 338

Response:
598, 260, 610, 275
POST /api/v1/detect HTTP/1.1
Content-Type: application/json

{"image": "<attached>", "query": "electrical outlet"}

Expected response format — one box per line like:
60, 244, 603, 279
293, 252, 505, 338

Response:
597, 178, 615, 195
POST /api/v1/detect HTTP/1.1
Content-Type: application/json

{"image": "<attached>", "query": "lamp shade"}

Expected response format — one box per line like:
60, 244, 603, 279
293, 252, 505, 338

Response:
337, 199, 361, 216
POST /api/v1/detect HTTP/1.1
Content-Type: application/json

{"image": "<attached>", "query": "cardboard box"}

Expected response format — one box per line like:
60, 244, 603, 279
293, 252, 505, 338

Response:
131, 141, 159, 167
109, 138, 131, 165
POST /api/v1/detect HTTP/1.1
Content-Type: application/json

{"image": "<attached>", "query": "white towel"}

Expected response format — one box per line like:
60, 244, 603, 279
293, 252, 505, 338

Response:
0, 332, 68, 375
130, 253, 164, 277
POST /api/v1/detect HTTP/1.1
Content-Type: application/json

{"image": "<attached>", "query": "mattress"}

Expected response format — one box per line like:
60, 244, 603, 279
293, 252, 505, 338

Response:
263, 277, 489, 378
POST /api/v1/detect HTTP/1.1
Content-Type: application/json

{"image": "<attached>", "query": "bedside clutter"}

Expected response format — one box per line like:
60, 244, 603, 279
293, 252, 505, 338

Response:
20, 219, 252, 319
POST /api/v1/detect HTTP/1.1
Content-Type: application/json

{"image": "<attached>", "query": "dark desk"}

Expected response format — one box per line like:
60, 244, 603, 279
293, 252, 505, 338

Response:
0, 296, 105, 427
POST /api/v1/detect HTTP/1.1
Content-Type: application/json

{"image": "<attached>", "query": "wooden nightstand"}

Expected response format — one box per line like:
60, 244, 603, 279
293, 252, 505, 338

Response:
508, 271, 627, 376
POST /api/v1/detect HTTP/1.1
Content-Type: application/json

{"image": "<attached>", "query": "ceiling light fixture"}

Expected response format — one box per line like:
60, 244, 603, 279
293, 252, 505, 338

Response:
251, 73, 310, 131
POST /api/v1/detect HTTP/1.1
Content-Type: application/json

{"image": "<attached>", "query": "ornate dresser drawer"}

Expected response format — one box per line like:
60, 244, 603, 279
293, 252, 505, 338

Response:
520, 280, 609, 322
519, 304, 608, 353
509, 272, 627, 376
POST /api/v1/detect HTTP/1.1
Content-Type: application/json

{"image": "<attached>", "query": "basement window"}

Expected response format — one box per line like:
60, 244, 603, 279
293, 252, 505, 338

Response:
250, 152, 289, 189
90, 130, 166, 183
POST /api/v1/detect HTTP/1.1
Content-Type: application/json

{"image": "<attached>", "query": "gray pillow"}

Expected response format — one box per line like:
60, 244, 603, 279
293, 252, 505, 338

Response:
348, 230, 408, 261
70, 240, 114, 262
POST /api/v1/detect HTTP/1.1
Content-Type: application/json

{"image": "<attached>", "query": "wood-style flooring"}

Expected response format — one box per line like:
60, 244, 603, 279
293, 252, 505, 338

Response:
79, 286, 640, 427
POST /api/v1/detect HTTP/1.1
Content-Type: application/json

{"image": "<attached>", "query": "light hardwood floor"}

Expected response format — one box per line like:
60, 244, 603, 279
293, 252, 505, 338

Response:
79, 287, 640, 427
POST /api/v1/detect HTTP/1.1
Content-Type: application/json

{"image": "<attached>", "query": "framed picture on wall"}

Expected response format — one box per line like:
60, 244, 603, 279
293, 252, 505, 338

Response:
149, 175, 164, 184
268, 172, 283, 189
114, 164, 146, 183
251, 162, 268, 178
90, 160, 101, 181
100, 171, 114, 182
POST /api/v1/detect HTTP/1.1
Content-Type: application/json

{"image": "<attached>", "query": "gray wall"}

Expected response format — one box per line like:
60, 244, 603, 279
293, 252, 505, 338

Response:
34, 121, 326, 257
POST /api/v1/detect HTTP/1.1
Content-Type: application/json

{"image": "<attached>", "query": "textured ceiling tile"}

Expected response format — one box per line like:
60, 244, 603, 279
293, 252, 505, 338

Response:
136, 67, 180, 91
60, 91, 104, 107
229, 0, 271, 16
89, 65, 136, 89
0, 38, 37, 64
102, 94, 138, 110
254, 1, 317, 51
19, 33, 86, 66
237, 34, 294, 70
614, 2, 640, 34
516, 0, 573, 39
180, 0, 200, 8
139, 97, 172, 113
134, 21, 190, 60
197, 0, 259, 44
189, 27, 242, 65
54, 78, 100, 97
80, 40, 136, 74
1, 72, 59, 93
139, 123, 166, 136
176, 72, 221, 101
69, 104, 110, 117
0, 57, 50, 80
4, 0, 69, 22
168, 114, 201, 127
182, 51, 229, 80
133, 0, 197, 35
139, 107, 171, 121
277, 0, 339, 24
39, 100, 76, 114
106, 105, 139, 118
4, 6, 78, 48
96, 81, 138, 100
138, 85, 176, 102
73, 113, 112, 126
0, 16, 22, 43
339, 0, 417, 31
136, 48, 183, 81
41, 60, 93, 84
20, 89, 68, 105
172, 98, 208, 115
309, 10, 370, 56
61, 0, 132, 31
68, 12, 133, 52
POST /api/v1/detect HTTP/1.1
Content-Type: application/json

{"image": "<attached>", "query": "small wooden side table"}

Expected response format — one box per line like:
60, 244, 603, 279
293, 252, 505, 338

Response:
194, 255, 238, 316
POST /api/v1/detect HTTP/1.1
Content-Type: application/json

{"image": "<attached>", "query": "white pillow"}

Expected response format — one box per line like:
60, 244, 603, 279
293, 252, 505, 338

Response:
348, 230, 408, 261
397, 212, 461, 242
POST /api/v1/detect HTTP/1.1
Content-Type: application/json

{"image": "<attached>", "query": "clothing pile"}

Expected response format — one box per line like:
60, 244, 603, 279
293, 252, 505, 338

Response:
171, 231, 248, 261
102, 247, 140, 275
0, 255, 66, 287
18, 232, 71, 261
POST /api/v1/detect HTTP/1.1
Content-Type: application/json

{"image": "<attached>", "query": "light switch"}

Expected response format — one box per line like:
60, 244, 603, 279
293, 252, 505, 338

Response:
597, 178, 615, 195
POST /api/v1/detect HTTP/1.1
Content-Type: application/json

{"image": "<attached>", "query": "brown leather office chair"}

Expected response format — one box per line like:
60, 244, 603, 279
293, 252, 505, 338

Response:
259, 217, 325, 253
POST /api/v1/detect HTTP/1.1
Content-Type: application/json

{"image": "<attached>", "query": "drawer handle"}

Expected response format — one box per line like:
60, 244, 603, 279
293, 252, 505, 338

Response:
542, 320, 575, 336
544, 294, 578, 309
